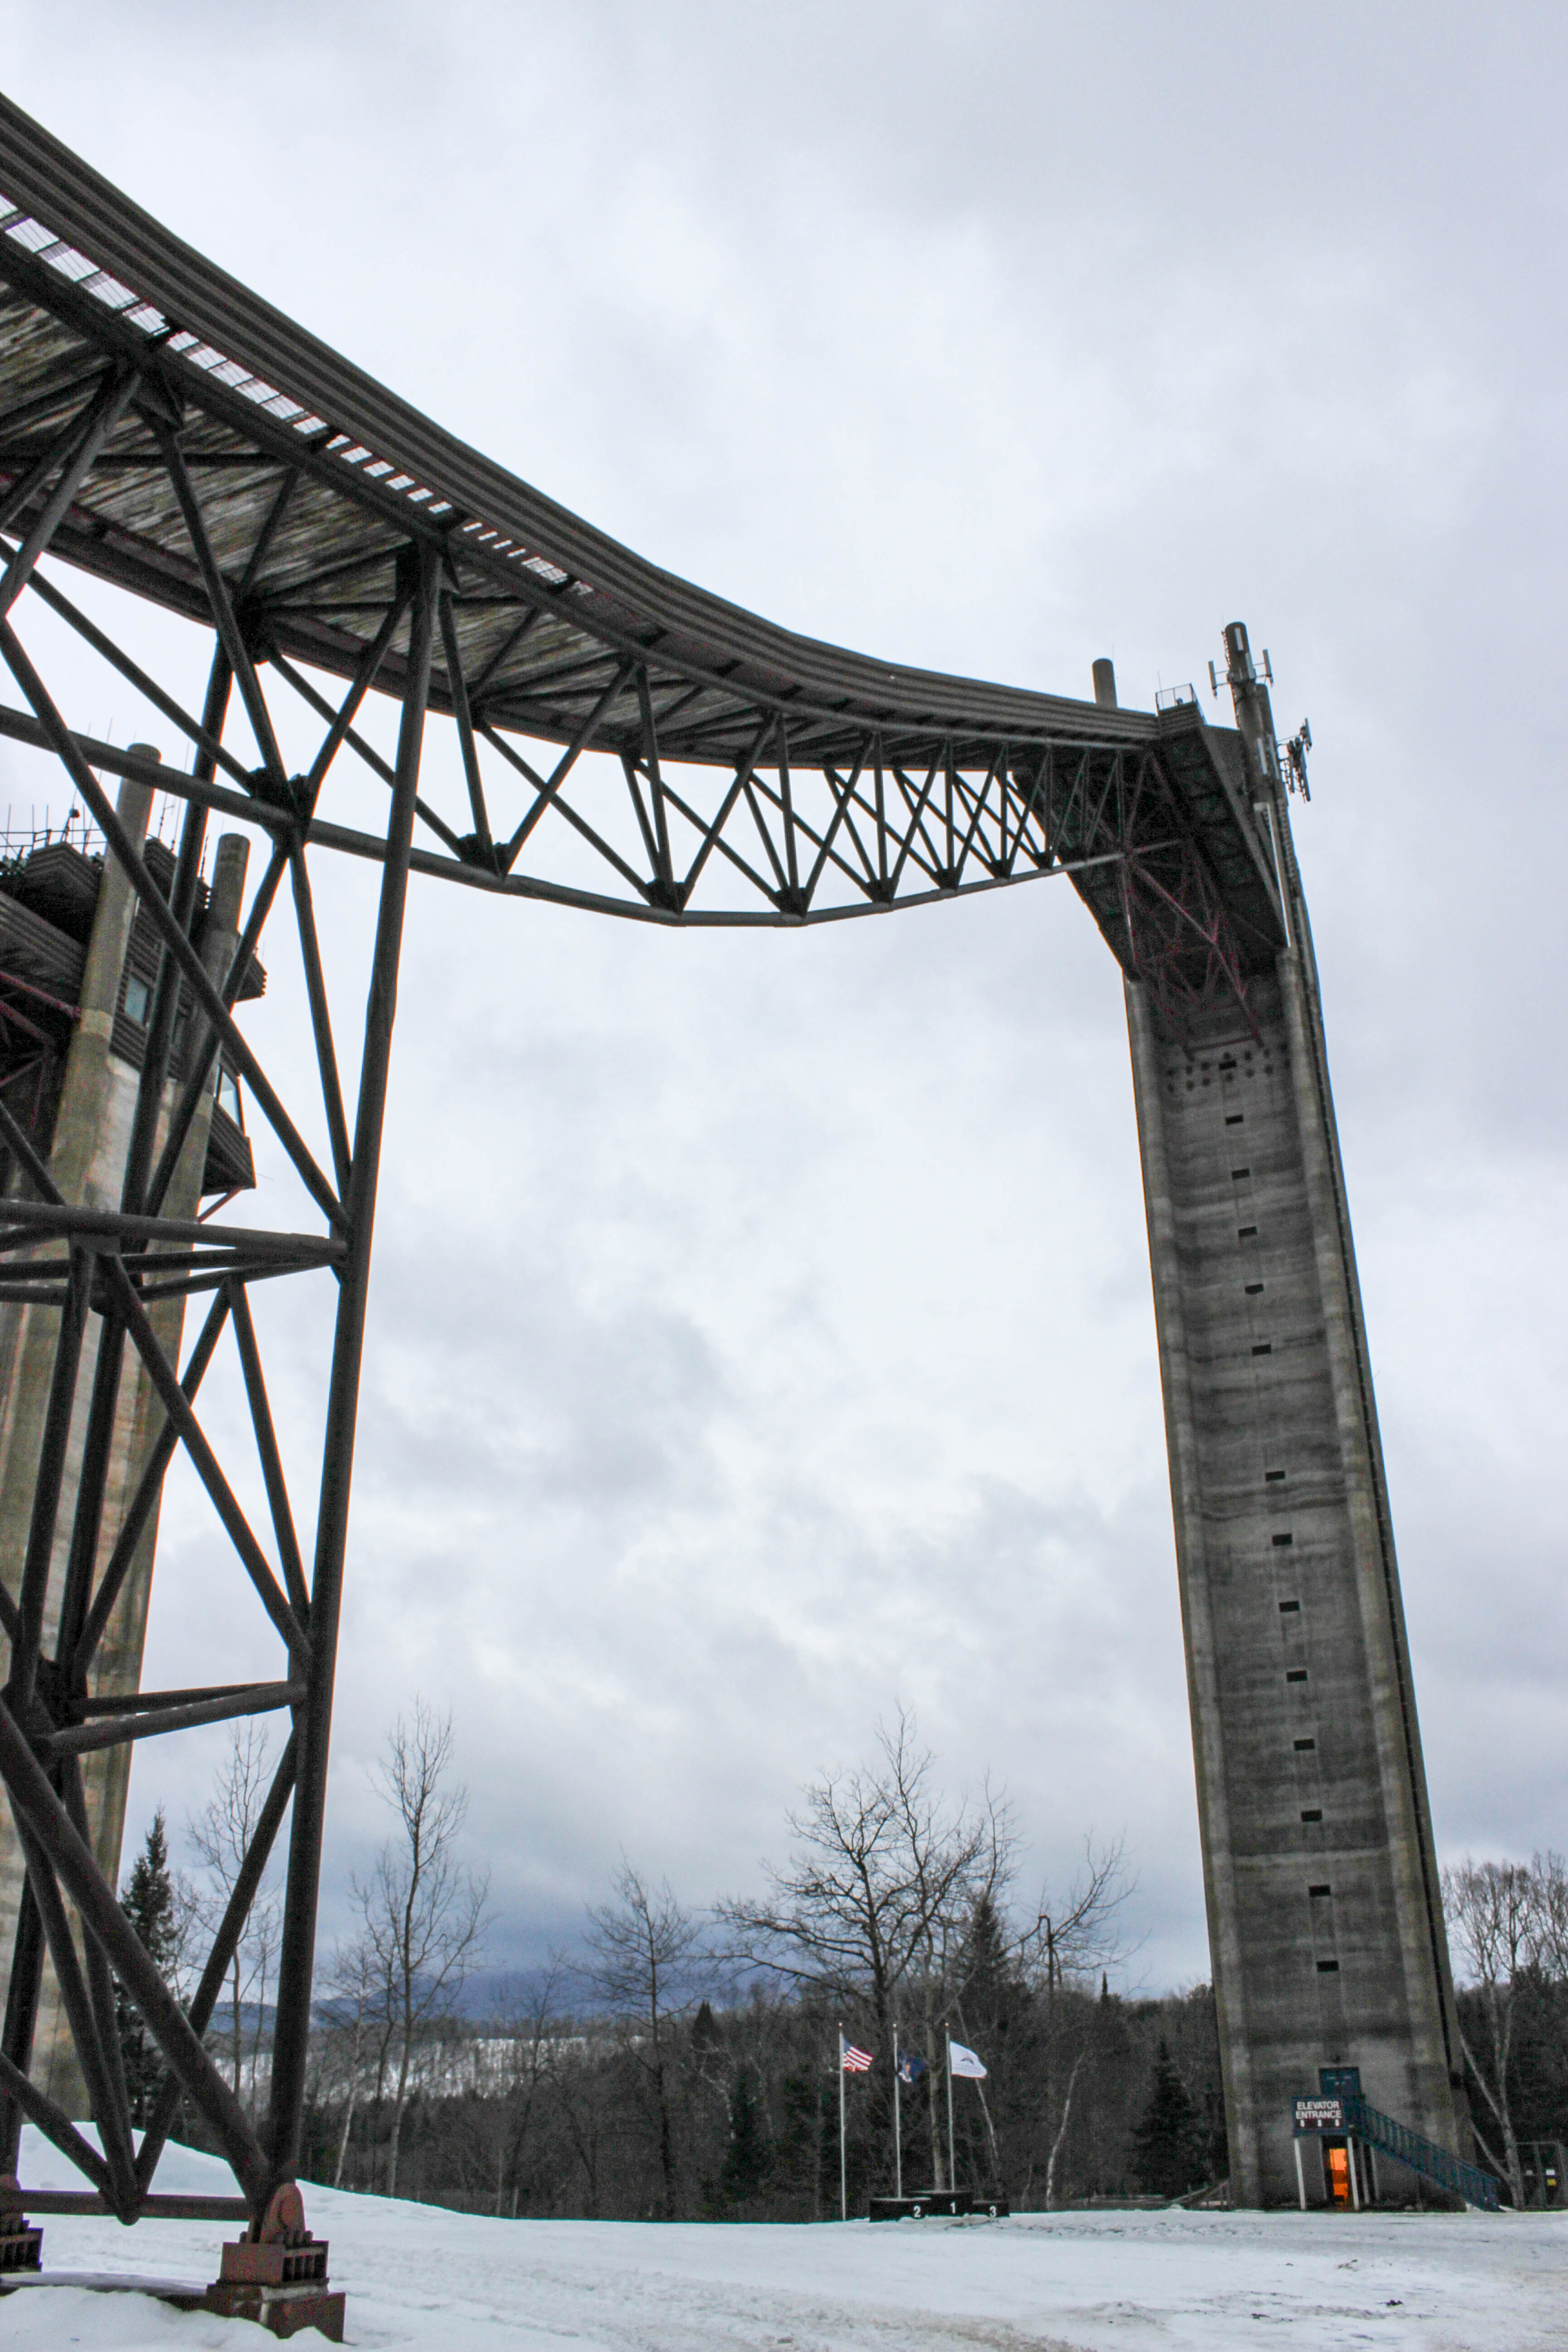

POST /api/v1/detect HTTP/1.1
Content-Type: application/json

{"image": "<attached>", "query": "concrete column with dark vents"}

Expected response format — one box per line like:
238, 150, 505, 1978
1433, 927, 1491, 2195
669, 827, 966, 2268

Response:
0, 767, 253, 2112
1122, 633, 1465, 2203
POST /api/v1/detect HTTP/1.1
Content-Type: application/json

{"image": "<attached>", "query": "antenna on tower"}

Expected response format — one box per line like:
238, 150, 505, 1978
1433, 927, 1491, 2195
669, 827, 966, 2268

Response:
1283, 721, 1313, 799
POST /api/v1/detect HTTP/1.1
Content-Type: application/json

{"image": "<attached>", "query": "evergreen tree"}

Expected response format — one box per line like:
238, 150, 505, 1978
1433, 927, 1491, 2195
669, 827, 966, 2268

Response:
691, 2000, 721, 2056
720, 2064, 771, 2211
117, 1810, 180, 2125
772, 2061, 833, 2219
960, 1893, 1013, 2033
1129, 2037, 1203, 2199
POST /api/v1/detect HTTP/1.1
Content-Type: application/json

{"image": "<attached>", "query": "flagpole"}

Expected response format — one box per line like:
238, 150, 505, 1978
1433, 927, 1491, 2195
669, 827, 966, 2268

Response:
838, 2024, 847, 2222
892, 2015, 902, 2200
946, 2029, 956, 2193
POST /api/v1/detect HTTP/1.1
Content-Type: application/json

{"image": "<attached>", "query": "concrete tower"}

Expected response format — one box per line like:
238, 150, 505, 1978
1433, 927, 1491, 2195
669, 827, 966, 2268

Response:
1122, 627, 1465, 2203
0, 772, 259, 2109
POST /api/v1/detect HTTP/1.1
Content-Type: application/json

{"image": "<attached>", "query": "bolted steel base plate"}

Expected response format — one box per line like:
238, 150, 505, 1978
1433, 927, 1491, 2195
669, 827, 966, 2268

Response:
205, 2278, 347, 2340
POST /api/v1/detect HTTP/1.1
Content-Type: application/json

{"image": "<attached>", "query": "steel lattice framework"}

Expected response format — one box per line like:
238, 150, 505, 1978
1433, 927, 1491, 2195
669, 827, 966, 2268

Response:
0, 94, 1290, 2250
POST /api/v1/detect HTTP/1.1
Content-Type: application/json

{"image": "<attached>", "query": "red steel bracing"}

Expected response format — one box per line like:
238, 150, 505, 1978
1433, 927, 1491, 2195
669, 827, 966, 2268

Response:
1119, 757, 1259, 1041
1041, 743, 1259, 1042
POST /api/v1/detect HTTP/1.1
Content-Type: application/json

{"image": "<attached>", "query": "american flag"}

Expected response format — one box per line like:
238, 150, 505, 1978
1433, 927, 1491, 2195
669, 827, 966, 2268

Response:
840, 2036, 874, 2073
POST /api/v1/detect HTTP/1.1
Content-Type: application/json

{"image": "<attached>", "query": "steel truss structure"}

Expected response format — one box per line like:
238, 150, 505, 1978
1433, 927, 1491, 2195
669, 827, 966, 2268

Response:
0, 95, 1290, 2257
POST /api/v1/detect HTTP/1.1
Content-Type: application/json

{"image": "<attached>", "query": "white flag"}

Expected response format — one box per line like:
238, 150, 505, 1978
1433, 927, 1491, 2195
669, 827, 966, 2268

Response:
949, 2040, 987, 2079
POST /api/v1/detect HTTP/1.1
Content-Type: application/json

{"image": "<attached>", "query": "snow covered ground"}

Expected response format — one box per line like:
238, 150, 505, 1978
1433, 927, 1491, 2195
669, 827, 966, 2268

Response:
0, 2129, 1562, 2350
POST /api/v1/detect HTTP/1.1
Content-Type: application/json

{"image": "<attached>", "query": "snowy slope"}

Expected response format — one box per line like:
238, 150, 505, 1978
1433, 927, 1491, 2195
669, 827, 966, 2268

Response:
0, 2128, 1563, 2349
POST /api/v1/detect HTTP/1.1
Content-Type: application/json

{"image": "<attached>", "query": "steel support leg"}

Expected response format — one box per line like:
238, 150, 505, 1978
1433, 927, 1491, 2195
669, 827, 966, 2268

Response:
0, 1877, 43, 2171
0, 1247, 92, 2137
264, 544, 439, 2189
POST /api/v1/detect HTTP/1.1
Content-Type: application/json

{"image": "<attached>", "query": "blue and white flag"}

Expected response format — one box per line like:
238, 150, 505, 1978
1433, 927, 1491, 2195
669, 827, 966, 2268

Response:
949, 2040, 988, 2079
896, 2047, 926, 2085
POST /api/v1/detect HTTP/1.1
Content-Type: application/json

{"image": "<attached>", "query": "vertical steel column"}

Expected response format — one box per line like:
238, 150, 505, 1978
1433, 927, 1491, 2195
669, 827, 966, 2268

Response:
0, 1245, 91, 2163
264, 544, 439, 2187
9, 1249, 92, 1711
0, 1883, 43, 2171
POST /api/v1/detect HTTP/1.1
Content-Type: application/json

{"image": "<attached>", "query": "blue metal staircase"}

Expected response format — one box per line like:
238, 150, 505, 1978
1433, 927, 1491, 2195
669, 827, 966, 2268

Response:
1345, 2096, 1501, 2211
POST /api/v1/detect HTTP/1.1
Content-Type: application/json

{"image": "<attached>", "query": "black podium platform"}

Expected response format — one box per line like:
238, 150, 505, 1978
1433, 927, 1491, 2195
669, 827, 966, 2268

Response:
867, 2191, 1010, 2221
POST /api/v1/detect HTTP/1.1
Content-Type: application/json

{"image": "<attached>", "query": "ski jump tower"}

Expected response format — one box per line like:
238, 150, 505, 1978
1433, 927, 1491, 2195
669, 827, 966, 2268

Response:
1114, 637, 1465, 2204
0, 91, 1465, 2307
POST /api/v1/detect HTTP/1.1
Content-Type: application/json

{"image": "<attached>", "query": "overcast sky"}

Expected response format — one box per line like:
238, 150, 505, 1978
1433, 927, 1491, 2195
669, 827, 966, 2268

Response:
1, 3, 1563, 1997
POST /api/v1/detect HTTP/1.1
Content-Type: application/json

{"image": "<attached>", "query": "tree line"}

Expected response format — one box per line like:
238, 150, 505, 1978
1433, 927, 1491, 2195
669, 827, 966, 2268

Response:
114, 1706, 1568, 2215
1441, 1854, 1568, 2205
300, 1710, 1225, 2215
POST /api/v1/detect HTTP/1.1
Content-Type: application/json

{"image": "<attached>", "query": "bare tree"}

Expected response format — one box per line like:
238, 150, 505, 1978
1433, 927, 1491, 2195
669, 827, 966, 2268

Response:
717, 1707, 1011, 2189
720, 1711, 1006, 2014
902, 1746, 1014, 2188
187, 1722, 281, 2115
1529, 1851, 1568, 1981
552, 2030, 614, 2217
1019, 1833, 1137, 2206
1043, 2049, 1088, 2210
354, 1700, 490, 2196
583, 1862, 705, 2218
317, 1932, 385, 2191
941, 1833, 1135, 2208
1442, 1856, 1539, 2205
1020, 1833, 1137, 1994
462, 1965, 565, 2215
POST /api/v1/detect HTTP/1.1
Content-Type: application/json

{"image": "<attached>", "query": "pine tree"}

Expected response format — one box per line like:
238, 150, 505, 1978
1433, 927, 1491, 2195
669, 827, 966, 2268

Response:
691, 1999, 720, 2055
117, 1810, 181, 2125
720, 2064, 771, 2212
772, 2062, 832, 2220
1129, 2037, 1203, 2199
960, 1893, 1013, 2030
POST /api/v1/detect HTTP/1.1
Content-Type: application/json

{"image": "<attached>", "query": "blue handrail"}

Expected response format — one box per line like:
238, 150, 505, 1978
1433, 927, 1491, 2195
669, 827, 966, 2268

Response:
1345, 2096, 1500, 2211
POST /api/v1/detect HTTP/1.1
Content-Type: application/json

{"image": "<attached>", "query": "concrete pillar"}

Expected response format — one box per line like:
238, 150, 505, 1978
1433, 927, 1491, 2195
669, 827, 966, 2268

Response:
1123, 652, 1465, 2201
0, 776, 253, 2114
79, 827, 251, 1901
0, 760, 156, 2108
0, 758, 156, 1685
